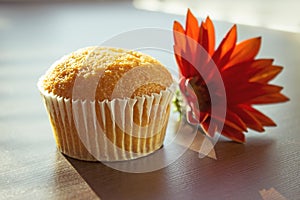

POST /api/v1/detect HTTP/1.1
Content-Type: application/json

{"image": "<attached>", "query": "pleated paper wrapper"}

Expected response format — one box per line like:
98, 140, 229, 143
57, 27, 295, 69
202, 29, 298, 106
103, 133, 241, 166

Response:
38, 80, 175, 161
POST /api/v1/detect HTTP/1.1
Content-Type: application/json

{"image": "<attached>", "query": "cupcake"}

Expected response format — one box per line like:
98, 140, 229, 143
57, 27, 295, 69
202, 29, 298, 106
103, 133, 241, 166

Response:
38, 46, 175, 161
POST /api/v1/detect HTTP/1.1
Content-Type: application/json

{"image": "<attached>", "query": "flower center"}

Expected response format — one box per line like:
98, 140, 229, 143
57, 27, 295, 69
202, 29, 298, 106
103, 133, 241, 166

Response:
189, 77, 211, 111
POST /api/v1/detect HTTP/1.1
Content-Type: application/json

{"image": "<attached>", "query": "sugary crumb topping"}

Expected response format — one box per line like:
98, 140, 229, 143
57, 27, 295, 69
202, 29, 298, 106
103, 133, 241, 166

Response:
42, 46, 173, 100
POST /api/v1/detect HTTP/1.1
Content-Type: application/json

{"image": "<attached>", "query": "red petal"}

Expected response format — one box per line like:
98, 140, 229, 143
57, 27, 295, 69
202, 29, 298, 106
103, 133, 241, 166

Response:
173, 21, 186, 47
205, 17, 215, 55
224, 110, 248, 132
248, 92, 289, 104
174, 45, 199, 78
250, 65, 283, 83
220, 125, 246, 143
185, 10, 201, 66
249, 59, 274, 72
201, 112, 246, 143
186, 9, 199, 41
221, 61, 253, 86
224, 37, 261, 70
243, 106, 276, 126
213, 25, 237, 69
221, 59, 280, 86
228, 83, 284, 104
232, 106, 265, 132
199, 17, 215, 55
174, 45, 185, 75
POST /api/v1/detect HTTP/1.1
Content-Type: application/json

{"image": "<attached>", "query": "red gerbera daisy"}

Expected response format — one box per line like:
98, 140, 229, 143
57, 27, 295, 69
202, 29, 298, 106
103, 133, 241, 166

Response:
173, 9, 289, 143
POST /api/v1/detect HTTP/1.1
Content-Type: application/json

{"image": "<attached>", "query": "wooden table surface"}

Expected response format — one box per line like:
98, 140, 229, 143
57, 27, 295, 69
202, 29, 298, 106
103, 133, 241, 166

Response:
0, 1, 299, 200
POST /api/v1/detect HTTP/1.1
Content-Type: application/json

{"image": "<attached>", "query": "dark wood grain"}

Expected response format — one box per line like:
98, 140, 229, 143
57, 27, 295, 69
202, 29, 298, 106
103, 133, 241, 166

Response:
66, 135, 299, 200
0, 150, 98, 199
0, 1, 299, 200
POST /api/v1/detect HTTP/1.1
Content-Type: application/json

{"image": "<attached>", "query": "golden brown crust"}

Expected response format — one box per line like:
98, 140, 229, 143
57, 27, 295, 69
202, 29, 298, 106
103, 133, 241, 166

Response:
43, 47, 173, 100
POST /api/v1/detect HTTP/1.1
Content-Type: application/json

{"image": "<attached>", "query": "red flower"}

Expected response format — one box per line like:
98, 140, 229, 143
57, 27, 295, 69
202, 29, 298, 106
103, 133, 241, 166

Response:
173, 9, 289, 142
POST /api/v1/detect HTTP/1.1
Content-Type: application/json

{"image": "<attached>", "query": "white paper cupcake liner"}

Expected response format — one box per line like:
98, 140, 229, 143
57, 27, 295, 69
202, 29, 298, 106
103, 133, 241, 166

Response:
38, 78, 175, 161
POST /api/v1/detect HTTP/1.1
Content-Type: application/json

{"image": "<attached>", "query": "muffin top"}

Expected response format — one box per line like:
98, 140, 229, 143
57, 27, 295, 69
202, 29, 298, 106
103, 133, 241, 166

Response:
42, 47, 173, 101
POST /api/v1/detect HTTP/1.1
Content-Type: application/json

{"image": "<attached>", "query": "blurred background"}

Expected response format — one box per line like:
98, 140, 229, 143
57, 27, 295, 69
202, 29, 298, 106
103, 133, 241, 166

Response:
1, 0, 299, 33
134, 0, 300, 33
